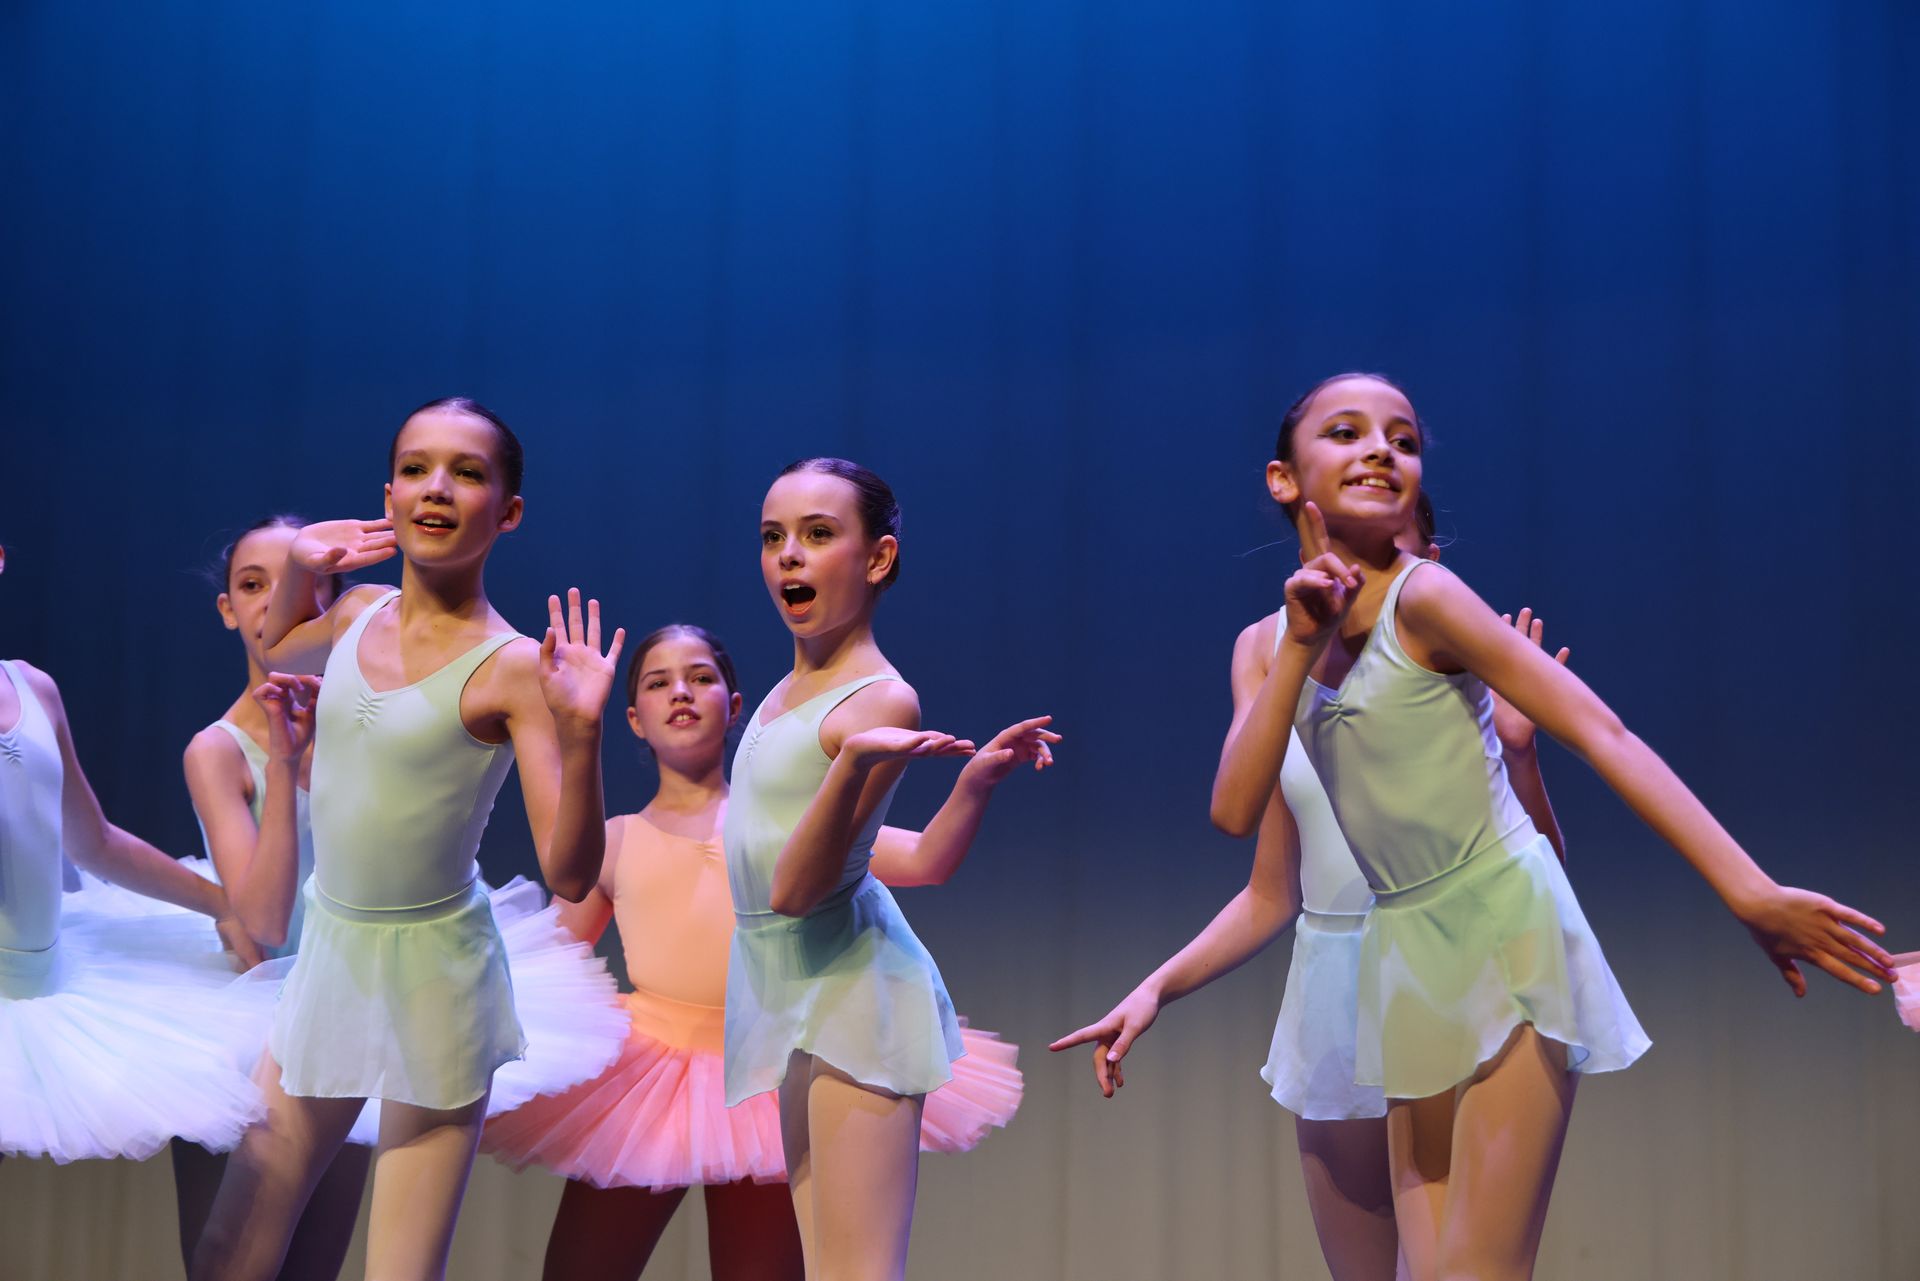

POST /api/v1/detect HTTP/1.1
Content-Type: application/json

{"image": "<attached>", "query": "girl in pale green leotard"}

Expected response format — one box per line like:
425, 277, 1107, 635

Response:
728, 458, 1058, 1280
171, 516, 370, 1281
1217, 372, 1893, 1281
191, 399, 627, 1281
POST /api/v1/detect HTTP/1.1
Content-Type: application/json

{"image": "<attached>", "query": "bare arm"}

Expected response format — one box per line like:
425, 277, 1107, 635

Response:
260, 520, 395, 671
28, 665, 261, 965
184, 732, 299, 950
1400, 567, 1891, 994
867, 715, 1058, 888
551, 816, 621, 945
1050, 784, 1303, 1097
1488, 607, 1570, 863
503, 591, 625, 903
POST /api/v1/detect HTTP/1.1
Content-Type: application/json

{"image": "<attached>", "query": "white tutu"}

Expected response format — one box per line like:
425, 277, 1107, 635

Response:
0, 905, 274, 1162
1356, 833, 1650, 1099
64, 859, 218, 915
270, 876, 627, 1114
1262, 909, 1385, 1121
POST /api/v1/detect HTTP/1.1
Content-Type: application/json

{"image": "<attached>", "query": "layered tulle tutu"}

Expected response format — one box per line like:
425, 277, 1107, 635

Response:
1891, 953, 1920, 1032
1261, 909, 1385, 1121
0, 905, 275, 1162
1356, 833, 1650, 1099
484, 982, 1021, 1190
270, 876, 627, 1114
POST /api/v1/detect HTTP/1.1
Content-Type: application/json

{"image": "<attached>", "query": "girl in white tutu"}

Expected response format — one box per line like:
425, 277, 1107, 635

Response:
0, 540, 272, 1167
1212, 372, 1891, 1281
483, 622, 1025, 1281
1052, 493, 1569, 1281
190, 398, 630, 1281
727, 459, 1056, 1280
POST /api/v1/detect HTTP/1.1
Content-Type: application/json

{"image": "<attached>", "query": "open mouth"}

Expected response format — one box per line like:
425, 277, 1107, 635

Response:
780, 583, 817, 616
414, 514, 458, 535
1343, 476, 1395, 492
667, 709, 700, 728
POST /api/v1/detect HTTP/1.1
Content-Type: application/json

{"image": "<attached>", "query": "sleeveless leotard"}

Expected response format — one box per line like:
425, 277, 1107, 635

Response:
617, 813, 732, 1008
193, 720, 313, 959
0, 660, 272, 1160
1258, 618, 1385, 1119
723, 675, 963, 1103
1296, 559, 1649, 1097
270, 590, 531, 1108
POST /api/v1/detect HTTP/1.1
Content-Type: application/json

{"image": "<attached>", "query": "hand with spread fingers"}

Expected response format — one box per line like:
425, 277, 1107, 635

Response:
538, 588, 626, 738
840, 727, 978, 772
288, 517, 397, 574
1736, 886, 1892, 998
1048, 986, 1162, 1098
958, 715, 1060, 792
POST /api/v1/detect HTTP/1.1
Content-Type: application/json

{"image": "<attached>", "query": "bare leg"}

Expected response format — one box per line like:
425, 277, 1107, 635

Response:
778, 1052, 817, 1279
1295, 1116, 1400, 1281
190, 1054, 366, 1281
704, 1178, 806, 1281
797, 1054, 923, 1281
359, 1092, 490, 1281
1432, 1026, 1574, 1281
280, 1142, 373, 1281
172, 1141, 228, 1273
539, 1181, 687, 1281
1386, 1090, 1454, 1281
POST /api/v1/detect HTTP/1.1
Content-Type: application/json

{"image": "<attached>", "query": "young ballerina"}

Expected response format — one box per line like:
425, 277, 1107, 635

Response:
1212, 372, 1891, 1281
1051, 495, 1567, 1281
482, 623, 1025, 1281
189, 398, 630, 1281
727, 458, 1057, 1280
0, 540, 274, 1167
169, 517, 372, 1281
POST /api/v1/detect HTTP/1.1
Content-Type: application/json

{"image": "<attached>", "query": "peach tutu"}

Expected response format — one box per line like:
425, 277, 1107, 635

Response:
483, 988, 1021, 1189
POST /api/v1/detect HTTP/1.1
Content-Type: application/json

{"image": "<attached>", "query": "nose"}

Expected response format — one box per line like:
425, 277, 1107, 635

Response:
779, 537, 803, 568
1360, 430, 1395, 466
670, 678, 692, 702
422, 465, 453, 502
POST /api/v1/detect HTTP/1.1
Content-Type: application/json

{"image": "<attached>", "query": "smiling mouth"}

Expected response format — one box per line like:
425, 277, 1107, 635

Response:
414, 515, 458, 533
1344, 477, 1396, 492
667, 710, 700, 727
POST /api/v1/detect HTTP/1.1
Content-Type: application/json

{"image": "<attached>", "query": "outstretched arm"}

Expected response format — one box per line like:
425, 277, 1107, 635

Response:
1050, 783, 1303, 1097
29, 664, 263, 966
868, 716, 1059, 888
1399, 567, 1892, 995
506, 591, 625, 903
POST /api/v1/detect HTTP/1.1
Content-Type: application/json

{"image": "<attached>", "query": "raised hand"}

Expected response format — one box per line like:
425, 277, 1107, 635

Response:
840, 726, 977, 772
252, 673, 321, 763
289, 517, 397, 574
1490, 607, 1570, 751
958, 715, 1061, 791
1048, 987, 1163, 1098
538, 588, 625, 737
1737, 885, 1892, 997
1284, 502, 1364, 648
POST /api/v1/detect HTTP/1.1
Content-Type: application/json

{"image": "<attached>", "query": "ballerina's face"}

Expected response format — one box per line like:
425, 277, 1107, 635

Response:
1268, 375, 1424, 545
759, 471, 897, 639
385, 407, 522, 568
626, 632, 741, 767
218, 524, 337, 668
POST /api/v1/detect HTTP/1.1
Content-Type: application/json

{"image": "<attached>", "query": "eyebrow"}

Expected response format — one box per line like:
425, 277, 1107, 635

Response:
641, 662, 718, 680
1325, 407, 1417, 430
396, 449, 490, 464
233, 563, 270, 576
761, 513, 844, 526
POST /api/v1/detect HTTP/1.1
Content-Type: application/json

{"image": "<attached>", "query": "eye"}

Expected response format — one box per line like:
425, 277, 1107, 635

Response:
807, 525, 833, 541
761, 529, 782, 546
400, 462, 425, 476
646, 678, 666, 690
1324, 423, 1358, 441
695, 673, 715, 684
1393, 434, 1421, 454
458, 467, 484, 481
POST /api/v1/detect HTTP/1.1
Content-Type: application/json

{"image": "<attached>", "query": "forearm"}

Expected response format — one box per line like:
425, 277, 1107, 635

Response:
229, 758, 302, 947
1579, 722, 1771, 910
1212, 639, 1317, 836
539, 734, 607, 902
1504, 742, 1566, 863
885, 780, 993, 888
261, 562, 325, 655
1141, 885, 1297, 1006
771, 754, 871, 916
79, 826, 231, 919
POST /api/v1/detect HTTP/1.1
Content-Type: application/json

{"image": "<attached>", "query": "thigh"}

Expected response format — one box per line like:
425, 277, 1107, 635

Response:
1435, 1025, 1575, 1281
778, 1051, 816, 1278
278, 1141, 373, 1281
540, 1180, 687, 1281
189, 1054, 366, 1281
361, 1093, 490, 1281
1385, 1091, 1456, 1281
803, 1060, 923, 1281
1295, 1116, 1399, 1281
704, 1178, 805, 1281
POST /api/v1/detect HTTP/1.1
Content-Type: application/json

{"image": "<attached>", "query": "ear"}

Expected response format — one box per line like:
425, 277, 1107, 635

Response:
1266, 460, 1301, 507
216, 592, 240, 632
1423, 541, 1440, 562
626, 703, 646, 742
383, 484, 394, 522
0, 544, 7, 575
497, 495, 525, 534
728, 690, 744, 726
866, 534, 899, 588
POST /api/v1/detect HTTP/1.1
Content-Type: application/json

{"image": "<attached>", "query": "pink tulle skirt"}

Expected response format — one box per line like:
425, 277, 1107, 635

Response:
1892, 952, 1920, 1031
482, 987, 1022, 1189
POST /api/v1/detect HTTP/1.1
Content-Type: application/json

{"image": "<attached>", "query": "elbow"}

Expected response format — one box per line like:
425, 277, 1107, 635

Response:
254, 920, 289, 951
768, 877, 817, 918
1209, 796, 1259, 840
547, 874, 593, 904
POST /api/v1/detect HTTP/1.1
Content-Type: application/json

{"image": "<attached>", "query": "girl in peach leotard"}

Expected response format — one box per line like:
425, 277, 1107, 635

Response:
483, 624, 1022, 1281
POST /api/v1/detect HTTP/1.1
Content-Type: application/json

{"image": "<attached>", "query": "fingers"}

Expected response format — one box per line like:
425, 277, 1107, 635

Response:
540, 626, 557, 668
1300, 501, 1332, 562
1554, 647, 1571, 666
1775, 956, 1807, 998
1804, 947, 1880, 996
1048, 1022, 1111, 1053
585, 596, 601, 652
547, 594, 564, 643
1303, 552, 1361, 590
1826, 899, 1888, 939
567, 587, 585, 647
605, 626, 626, 666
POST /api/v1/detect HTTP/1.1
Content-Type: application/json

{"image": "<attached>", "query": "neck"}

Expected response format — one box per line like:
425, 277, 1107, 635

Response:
398, 557, 490, 623
791, 615, 880, 677
647, 750, 729, 814
1317, 520, 1403, 572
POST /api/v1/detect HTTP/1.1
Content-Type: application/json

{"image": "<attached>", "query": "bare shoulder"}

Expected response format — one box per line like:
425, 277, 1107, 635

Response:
466, 633, 547, 724
1236, 612, 1282, 677
12, 661, 65, 719
328, 583, 392, 637
819, 675, 921, 751
184, 724, 248, 771
1395, 560, 1479, 630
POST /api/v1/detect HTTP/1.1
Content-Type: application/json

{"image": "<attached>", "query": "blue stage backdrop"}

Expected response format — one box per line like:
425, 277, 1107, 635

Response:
3, 2, 1917, 1277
